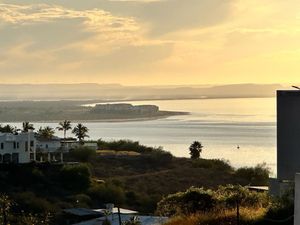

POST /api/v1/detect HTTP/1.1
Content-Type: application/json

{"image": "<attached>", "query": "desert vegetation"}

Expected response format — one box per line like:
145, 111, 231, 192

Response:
0, 138, 285, 224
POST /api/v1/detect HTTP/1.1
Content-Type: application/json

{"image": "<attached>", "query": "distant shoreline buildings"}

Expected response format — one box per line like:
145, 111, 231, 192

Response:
91, 103, 159, 115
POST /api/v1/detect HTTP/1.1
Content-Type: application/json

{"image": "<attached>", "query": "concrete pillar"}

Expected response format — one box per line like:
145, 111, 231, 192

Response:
294, 173, 300, 225
48, 153, 51, 162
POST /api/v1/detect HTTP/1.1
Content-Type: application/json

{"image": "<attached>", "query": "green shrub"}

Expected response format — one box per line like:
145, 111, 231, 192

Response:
97, 139, 166, 154
157, 187, 216, 216
236, 163, 270, 186
142, 150, 173, 166
192, 159, 233, 172
88, 183, 125, 205
13, 192, 55, 213
258, 188, 294, 225
215, 185, 269, 209
158, 185, 270, 217
68, 194, 92, 208
69, 147, 96, 162
59, 164, 91, 191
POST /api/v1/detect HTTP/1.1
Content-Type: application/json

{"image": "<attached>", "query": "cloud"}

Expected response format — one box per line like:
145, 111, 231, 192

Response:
1, 0, 233, 35
0, 2, 174, 82
0, 3, 142, 50
0, 3, 138, 31
1, 0, 300, 85
135, 0, 233, 36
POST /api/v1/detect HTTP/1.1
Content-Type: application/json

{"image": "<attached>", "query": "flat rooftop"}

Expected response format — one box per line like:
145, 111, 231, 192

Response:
277, 90, 300, 96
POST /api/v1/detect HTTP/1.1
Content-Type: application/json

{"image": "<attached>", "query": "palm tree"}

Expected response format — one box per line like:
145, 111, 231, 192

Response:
72, 123, 89, 144
56, 120, 72, 140
0, 124, 18, 134
189, 141, 203, 159
56, 120, 72, 163
22, 121, 35, 132
38, 126, 55, 139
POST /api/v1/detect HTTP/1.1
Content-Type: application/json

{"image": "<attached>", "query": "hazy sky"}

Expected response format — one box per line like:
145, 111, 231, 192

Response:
0, 0, 300, 85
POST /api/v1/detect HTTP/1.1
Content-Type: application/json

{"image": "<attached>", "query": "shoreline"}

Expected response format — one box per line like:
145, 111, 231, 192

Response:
0, 111, 189, 123
0, 95, 275, 103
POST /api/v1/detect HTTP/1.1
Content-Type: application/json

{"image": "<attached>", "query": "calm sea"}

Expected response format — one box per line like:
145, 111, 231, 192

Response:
11, 98, 277, 175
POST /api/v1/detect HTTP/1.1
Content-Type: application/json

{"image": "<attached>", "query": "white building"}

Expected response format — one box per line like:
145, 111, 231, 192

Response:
36, 136, 61, 153
0, 132, 36, 164
0, 132, 63, 164
0, 132, 97, 164
36, 136, 63, 162
62, 139, 98, 151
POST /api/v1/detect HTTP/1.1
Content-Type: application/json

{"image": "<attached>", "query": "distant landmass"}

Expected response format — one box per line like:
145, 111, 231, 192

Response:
91, 103, 159, 115
0, 101, 187, 122
0, 83, 287, 101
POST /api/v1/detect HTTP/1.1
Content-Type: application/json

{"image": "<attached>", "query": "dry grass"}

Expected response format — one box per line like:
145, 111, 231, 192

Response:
165, 207, 267, 225
96, 150, 141, 156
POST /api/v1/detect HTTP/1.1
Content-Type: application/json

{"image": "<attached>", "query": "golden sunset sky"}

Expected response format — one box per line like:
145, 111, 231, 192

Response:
0, 0, 300, 85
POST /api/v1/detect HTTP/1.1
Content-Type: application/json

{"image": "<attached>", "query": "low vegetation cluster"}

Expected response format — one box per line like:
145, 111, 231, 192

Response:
162, 186, 294, 225
0, 138, 291, 225
157, 185, 269, 217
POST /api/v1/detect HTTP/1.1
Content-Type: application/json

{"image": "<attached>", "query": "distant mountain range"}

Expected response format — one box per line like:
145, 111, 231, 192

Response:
0, 83, 289, 101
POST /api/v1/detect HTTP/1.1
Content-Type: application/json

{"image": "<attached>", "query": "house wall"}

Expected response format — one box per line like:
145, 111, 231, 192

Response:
0, 132, 35, 163
62, 141, 98, 150
37, 140, 61, 153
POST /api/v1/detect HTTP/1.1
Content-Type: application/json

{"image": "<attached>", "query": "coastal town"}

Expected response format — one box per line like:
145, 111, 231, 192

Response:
1, 0, 299, 224
0, 90, 300, 225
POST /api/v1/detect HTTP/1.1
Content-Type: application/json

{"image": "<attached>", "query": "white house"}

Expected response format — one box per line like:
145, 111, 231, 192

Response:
61, 139, 98, 151
36, 136, 63, 162
36, 136, 61, 153
0, 132, 63, 164
0, 132, 36, 164
0, 132, 97, 164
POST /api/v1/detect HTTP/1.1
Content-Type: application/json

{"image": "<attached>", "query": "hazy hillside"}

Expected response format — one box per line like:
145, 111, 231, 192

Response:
0, 83, 285, 101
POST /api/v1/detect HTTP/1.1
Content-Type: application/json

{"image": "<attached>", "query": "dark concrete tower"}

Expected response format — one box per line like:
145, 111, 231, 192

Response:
277, 90, 300, 180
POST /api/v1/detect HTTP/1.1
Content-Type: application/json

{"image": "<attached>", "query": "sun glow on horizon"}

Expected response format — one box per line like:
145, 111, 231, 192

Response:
0, 0, 299, 85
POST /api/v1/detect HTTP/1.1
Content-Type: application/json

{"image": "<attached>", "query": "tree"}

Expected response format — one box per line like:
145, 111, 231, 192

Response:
72, 123, 89, 144
37, 127, 55, 139
157, 187, 215, 216
189, 141, 203, 159
60, 164, 91, 191
69, 147, 96, 162
22, 122, 35, 133
56, 120, 72, 140
56, 120, 72, 162
0, 124, 18, 134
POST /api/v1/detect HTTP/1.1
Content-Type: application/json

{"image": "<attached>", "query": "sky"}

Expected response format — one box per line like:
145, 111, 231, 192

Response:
0, 0, 300, 85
